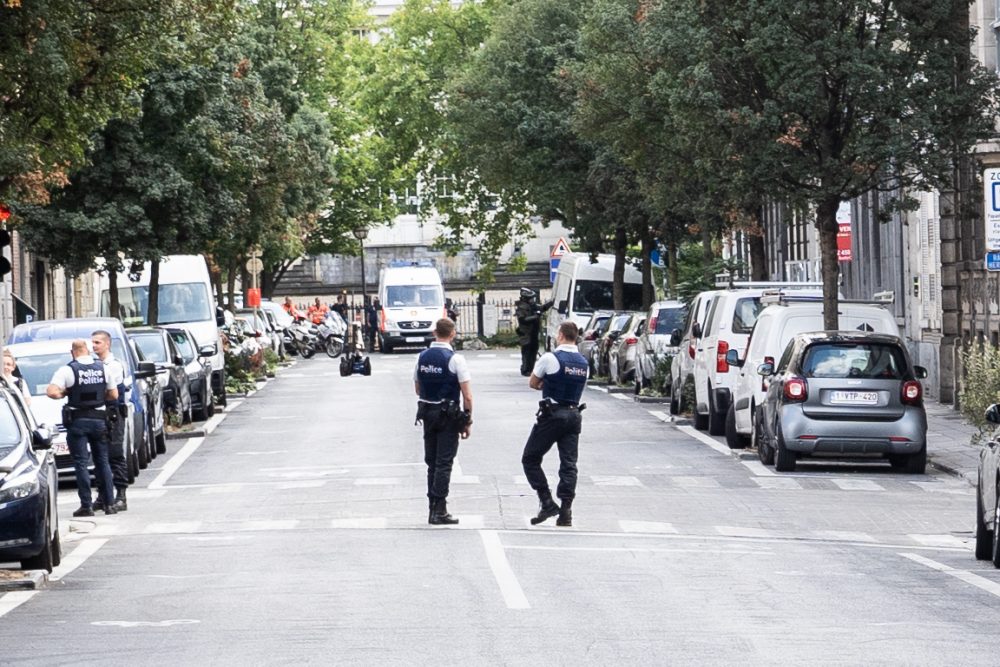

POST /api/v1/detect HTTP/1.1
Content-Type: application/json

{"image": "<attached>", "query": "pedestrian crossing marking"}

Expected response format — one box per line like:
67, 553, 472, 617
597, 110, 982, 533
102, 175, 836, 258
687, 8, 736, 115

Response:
450, 515, 484, 529
812, 530, 877, 543
752, 477, 803, 490
716, 525, 773, 538
907, 534, 969, 548
200, 484, 243, 494
591, 475, 642, 487
144, 522, 201, 534
513, 475, 530, 485
671, 476, 722, 489
277, 480, 327, 489
354, 478, 404, 486
909, 481, 973, 495
239, 520, 298, 531
452, 475, 481, 484
610, 393, 629, 401
830, 479, 885, 492
330, 518, 387, 529
741, 460, 778, 477
619, 520, 679, 534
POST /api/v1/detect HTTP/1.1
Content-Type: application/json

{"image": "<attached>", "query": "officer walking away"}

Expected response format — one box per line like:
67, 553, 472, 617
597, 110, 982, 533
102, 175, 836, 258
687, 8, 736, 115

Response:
521, 321, 588, 527
515, 288, 552, 376
365, 296, 380, 351
46, 339, 118, 517
414, 318, 472, 525
92, 330, 130, 512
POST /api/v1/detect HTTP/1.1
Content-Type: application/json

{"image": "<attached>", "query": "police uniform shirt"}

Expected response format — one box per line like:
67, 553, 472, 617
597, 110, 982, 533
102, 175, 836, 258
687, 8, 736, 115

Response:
49, 354, 113, 407
532, 344, 588, 402
412, 341, 471, 403
101, 353, 126, 391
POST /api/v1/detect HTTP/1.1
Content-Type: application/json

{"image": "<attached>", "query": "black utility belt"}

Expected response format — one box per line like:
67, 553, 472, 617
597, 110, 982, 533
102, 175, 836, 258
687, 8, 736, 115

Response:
64, 407, 106, 420
538, 400, 586, 415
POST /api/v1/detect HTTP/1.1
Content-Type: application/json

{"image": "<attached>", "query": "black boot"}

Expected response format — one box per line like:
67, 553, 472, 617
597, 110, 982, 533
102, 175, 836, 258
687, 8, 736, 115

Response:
427, 498, 434, 525
113, 487, 128, 512
530, 489, 561, 525
92, 498, 105, 512
429, 498, 459, 525
556, 498, 573, 527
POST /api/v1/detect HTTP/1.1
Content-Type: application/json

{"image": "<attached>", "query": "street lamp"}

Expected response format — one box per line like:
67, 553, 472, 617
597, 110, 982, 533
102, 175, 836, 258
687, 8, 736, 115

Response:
353, 226, 369, 315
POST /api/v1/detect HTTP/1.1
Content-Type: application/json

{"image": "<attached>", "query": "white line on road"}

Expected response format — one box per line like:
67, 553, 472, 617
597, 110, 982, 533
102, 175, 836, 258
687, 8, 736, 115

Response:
830, 479, 885, 492
751, 476, 804, 490
331, 518, 387, 529
480, 530, 530, 610
588, 385, 608, 393
261, 416, 300, 420
675, 425, 735, 457
505, 546, 770, 555
147, 437, 205, 490
647, 410, 672, 422
900, 552, 1000, 598
354, 478, 403, 486
610, 393, 629, 401
741, 460, 778, 477
144, 522, 202, 534
50, 538, 108, 582
0, 591, 38, 619
619, 520, 679, 534
907, 534, 969, 549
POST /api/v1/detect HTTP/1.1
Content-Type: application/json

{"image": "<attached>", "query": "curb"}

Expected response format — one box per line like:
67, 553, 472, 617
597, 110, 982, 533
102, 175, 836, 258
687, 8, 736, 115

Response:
606, 385, 632, 394
633, 395, 670, 404
165, 429, 206, 441
928, 456, 976, 487
0, 570, 47, 591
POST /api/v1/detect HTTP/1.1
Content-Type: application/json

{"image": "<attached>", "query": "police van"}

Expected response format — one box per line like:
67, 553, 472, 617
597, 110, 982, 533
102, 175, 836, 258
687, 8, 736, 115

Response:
377, 260, 445, 353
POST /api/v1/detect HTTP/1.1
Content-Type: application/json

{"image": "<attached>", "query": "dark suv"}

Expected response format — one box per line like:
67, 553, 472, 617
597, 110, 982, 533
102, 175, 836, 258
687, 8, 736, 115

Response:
757, 332, 928, 473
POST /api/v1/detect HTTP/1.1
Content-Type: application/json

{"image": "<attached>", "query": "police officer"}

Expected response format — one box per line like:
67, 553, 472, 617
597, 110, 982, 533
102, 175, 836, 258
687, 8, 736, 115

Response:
46, 339, 118, 517
521, 321, 588, 527
92, 330, 129, 512
515, 288, 551, 376
414, 318, 472, 525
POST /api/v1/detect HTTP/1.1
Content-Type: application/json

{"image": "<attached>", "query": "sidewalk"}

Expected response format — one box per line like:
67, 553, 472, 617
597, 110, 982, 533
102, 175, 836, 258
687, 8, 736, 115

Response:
925, 401, 982, 485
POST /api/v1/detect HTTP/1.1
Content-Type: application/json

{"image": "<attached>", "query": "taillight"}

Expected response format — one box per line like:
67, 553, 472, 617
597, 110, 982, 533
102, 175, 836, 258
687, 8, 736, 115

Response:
716, 340, 730, 373
902, 380, 922, 405
688, 343, 696, 359
585, 331, 596, 341
783, 376, 807, 402
762, 356, 774, 392
648, 317, 657, 334
625, 336, 638, 346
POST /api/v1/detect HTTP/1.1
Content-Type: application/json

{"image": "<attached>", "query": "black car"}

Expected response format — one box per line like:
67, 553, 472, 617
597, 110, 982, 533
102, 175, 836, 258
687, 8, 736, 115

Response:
162, 326, 215, 421
130, 327, 193, 424
0, 379, 60, 572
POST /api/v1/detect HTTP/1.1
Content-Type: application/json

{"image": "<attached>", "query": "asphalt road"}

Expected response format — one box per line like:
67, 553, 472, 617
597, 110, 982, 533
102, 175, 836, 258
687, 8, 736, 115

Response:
0, 350, 996, 665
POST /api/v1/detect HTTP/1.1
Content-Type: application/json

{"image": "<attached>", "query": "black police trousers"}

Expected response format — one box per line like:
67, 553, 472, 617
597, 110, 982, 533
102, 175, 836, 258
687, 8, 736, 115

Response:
107, 411, 128, 490
520, 340, 539, 376
421, 404, 461, 501
521, 406, 582, 501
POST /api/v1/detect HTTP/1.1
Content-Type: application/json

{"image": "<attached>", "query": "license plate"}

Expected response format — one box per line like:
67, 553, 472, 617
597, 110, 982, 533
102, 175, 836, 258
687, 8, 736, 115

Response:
405, 336, 424, 343
54, 442, 69, 456
829, 391, 878, 405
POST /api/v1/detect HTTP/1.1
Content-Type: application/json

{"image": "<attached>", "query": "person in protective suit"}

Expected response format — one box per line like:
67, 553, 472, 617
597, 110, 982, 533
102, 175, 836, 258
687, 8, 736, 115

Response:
515, 288, 552, 377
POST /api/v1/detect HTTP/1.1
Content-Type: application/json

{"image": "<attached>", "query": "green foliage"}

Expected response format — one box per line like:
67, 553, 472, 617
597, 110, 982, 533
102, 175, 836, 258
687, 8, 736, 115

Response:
647, 354, 673, 397
481, 331, 519, 349
959, 342, 1000, 445
224, 348, 258, 394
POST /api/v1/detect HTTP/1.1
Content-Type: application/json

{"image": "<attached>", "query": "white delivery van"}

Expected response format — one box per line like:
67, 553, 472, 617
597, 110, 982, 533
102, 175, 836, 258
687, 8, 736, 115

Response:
99, 255, 227, 404
378, 260, 445, 353
727, 296, 900, 449
545, 253, 643, 350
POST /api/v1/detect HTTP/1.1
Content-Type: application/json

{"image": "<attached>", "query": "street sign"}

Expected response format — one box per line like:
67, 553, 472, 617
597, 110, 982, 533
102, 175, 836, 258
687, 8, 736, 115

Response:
245, 257, 263, 275
984, 168, 1000, 249
550, 258, 559, 283
550, 237, 571, 258
986, 251, 1000, 272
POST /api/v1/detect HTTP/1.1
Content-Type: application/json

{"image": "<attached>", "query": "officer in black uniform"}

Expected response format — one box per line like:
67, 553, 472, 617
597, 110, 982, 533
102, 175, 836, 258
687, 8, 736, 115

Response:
515, 288, 553, 376
521, 320, 588, 527
46, 339, 118, 517
92, 330, 129, 512
414, 318, 473, 525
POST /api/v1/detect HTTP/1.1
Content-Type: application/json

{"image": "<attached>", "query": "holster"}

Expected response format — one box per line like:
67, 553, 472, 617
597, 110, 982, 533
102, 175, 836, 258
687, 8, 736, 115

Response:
443, 400, 470, 430
61, 405, 74, 426
105, 402, 119, 423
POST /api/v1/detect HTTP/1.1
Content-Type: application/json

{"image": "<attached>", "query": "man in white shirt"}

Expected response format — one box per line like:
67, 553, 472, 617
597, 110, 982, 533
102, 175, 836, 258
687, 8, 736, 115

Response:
92, 330, 130, 512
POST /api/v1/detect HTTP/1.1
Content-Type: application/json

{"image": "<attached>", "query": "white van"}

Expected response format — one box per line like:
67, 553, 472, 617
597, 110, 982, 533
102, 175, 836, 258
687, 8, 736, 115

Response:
545, 253, 643, 350
726, 296, 900, 449
99, 255, 226, 404
378, 261, 445, 353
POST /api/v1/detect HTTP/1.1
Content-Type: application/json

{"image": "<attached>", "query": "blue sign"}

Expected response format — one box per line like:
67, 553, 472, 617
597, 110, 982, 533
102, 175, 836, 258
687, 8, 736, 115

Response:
987, 252, 1000, 272
550, 258, 560, 283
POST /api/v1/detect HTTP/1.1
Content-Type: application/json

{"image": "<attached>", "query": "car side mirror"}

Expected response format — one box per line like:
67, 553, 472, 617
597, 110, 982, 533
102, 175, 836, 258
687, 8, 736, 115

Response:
557, 300, 568, 315
198, 344, 216, 358
173, 355, 184, 366
32, 427, 52, 450
608, 331, 621, 341
913, 365, 928, 380
216, 306, 226, 327
726, 349, 743, 368
757, 362, 774, 377
669, 329, 682, 346
136, 361, 157, 379
692, 322, 703, 339
986, 404, 1000, 425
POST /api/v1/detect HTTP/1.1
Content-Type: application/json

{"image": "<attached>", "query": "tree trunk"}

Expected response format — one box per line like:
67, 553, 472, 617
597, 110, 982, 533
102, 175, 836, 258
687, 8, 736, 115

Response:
613, 225, 626, 310
640, 232, 655, 309
701, 224, 714, 285
748, 206, 768, 281
147, 259, 160, 326
226, 260, 237, 312
668, 239, 678, 299
108, 268, 120, 320
816, 197, 842, 331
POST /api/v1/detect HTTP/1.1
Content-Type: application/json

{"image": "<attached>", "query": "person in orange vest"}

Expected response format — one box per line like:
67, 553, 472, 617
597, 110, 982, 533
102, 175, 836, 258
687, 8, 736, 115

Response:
282, 296, 303, 321
307, 297, 329, 325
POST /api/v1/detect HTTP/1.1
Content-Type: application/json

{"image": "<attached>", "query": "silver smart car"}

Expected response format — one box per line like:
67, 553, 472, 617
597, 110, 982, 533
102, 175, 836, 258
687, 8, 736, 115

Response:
757, 332, 928, 473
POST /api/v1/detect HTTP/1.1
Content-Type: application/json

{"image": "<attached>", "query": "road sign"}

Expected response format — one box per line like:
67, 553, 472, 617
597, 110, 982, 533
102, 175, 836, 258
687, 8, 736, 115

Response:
986, 251, 1000, 272
985, 168, 1000, 249
550, 258, 559, 283
550, 237, 571, 258
245, 257, 264, 275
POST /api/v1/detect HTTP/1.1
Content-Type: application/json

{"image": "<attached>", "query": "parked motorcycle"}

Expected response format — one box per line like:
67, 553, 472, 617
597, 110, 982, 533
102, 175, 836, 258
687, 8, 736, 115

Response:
316, 312, 346, 358
287, 318, 318, 358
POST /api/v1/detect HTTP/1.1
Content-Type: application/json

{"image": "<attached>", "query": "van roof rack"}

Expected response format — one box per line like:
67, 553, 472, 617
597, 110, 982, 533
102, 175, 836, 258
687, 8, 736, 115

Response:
760, 293, 893, 307
387, 259, 436, 268
713, 277, 825, 289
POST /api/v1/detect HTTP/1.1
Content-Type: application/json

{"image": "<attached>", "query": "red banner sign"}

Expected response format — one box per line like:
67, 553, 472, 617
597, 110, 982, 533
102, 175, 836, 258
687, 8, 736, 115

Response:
837, 222, 852, 262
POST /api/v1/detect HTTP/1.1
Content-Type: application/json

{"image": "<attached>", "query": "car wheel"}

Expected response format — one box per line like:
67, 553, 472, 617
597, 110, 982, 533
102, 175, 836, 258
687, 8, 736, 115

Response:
725, 404, 749, 449
137, 424, 149, 470
902, 446, 926, 475
192, 387, 209, 422
155, 428, 167, 455
992, 488, 1000, 569
380, 336, 393, 354
976, 481, 994, 560
129, 443, 139, 482
693, 408, 709, 431
754, 407, 774, 465
669, 379, 681, 415
362, 358, 372, 376
146, 419, 157, 460
21, 509, 54, 573
51, 525, 61, 568
707, 389, 726, 436
774, 422, 796, 472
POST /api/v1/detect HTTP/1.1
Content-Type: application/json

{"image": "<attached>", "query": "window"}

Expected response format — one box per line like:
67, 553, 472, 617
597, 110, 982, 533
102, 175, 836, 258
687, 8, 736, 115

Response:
103, 283, 213, 326
386, 285, 443, 307
0, 398, 21, 458
653, 306, 687, 334
169, 332, 196, 364
732, 297, 764, 334
776, 340, 796, 372
571, 280, 644, 314
801, 343, 905, 379
131, 334, 169, 364
13, 353, 70, 397
704, 297, 723, 334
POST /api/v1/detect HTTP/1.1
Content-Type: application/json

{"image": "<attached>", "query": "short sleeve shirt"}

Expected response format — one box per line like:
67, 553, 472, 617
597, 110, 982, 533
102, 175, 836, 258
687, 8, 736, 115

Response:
102, 354, 126, 389
412, 342, 471, 384
49, 355, 114, 394
532, 344, 581, 378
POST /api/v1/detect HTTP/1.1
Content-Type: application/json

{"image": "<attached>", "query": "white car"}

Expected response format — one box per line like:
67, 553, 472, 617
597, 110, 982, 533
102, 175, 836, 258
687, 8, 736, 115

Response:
669, 290, 724, 417
726, 296, 900, 449
635, 300, 687, 394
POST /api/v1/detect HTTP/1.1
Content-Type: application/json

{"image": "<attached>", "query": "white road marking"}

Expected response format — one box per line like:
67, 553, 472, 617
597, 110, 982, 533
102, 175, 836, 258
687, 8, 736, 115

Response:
588, 386, 608, 393
900, 552, 1000, 598
480, 530, 530, 610
619, 520, 679, 534
741, 460, 778, 477
908, 534, 969, 549
909, 481, 973, 495
812, 530, 877, 543
147, 437, 206, 490
513, 475, 530, 486
0, 591, 38, 619
508, 353, 521, 359
278, 480, 327, 490
591, 475, 642, 487
239, 520, 299, 531
450, 462, 480, 484
505, 545, 770, 555
647, 410, 672, 422
50, 538, 108, 582
451, 515, 485, 529
200, 484, 244, 494
830, 479, 885, 492
715, 525, 773, 539
235, 451, 288, 456
751, 476, 803, 490
91, 524, 122, 537
261, 416, 300, 420
92, 619, 200, 628
330, 518, 387, 529
143, 522, 202, 534
675, 425, 734, 457
203, 409, 230, 435
260, 463, 422, 471
671, 476, 721, 489
610, 393, 630, 401
478, 354, 497, 358
354, 478, 403, 486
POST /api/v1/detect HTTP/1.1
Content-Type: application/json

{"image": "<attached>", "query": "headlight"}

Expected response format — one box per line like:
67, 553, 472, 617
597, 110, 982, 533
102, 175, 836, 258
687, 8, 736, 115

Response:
0, 474, 40, 504
384, 318, 397, 329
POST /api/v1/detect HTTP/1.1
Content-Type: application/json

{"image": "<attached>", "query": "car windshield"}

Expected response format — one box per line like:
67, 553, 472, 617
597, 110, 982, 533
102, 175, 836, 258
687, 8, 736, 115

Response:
572, 280, 643, 314
386, 285, 443, 308
732, 297, 764, 334
653, 307, 687, 334
588, 316, 610, 332
102, 282, 212, 326
168, 331, 195, 364
15, 352, 71, 397
266, 305, 294, 328
0, 398, 21, 457
609, 314, 631, 333
801, 343, 906, 379
131, 333, 169, 364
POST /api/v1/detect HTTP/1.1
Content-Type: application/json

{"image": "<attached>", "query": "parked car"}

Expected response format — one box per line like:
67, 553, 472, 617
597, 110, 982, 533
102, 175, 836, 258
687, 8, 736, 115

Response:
976, 404, 1000, 565
727, 295, 899, 450
670, 290, 724, 417
608, 313, 645, 385
757, 332, 928, 473
594, 312, 636, 378
634, 300, 687, 395
582, 312, 615, 377
236, 309, 281, 358
8, 318, 163, 473
129, 327, 193, 424
162, 326, 215, 421
0, 379, 60, 572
